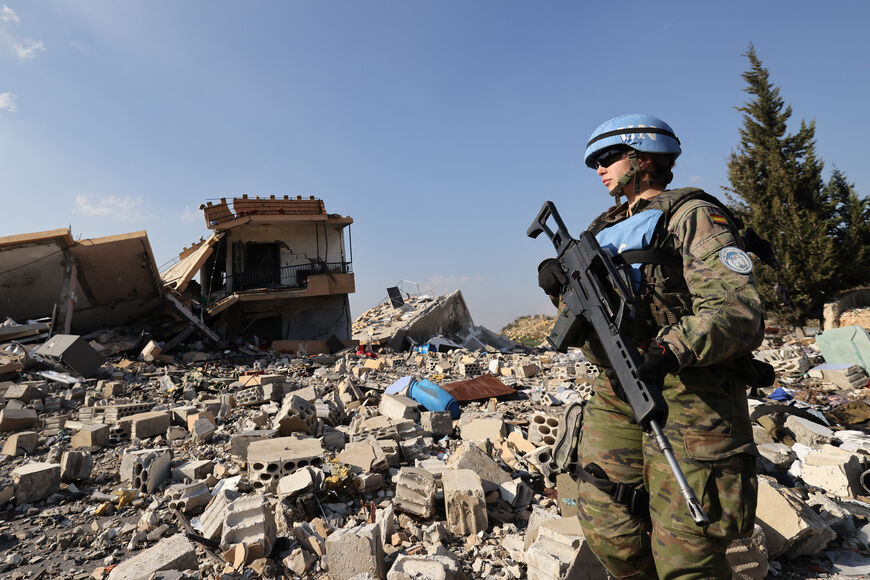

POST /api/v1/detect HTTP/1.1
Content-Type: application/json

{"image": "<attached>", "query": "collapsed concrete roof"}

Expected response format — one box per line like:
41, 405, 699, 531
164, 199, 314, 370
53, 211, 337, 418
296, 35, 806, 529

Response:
0, 228, 163, 333
352, 289, 515, 352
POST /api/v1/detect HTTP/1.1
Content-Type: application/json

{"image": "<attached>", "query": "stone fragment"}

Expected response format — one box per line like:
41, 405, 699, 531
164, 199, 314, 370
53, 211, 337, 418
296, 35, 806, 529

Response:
420, 411, 453, 437
394, 467, 438, 518
284, 547, 316, 576
388, 551, 464, 580
230, 429, 277, 458
277, 466, 321, 498
172, 459, 214, 482
13, 462, 60, 504
1, 431, 37, 456
379, 393, 420, 421
755, 477, 836, 557
446, 440, 511, 492
60, 449, 93, 481
325, 522, 385, 580
459, 416, 504, 443
800, 445, 864, 498
442, 468, 488, 535
756, 442, 796, 473
107, 533, 197, 580
525, 517, 608, 580
4, 383, 44, 403
71, 423, 110, 448
198, 488, 237, 540
192, 416, 217, 442
338, 437, 389, 473
784, 415, 834, 448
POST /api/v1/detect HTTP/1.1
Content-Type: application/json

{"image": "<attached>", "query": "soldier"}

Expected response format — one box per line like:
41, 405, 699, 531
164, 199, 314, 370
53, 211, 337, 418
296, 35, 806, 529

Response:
539, 114, 764, 578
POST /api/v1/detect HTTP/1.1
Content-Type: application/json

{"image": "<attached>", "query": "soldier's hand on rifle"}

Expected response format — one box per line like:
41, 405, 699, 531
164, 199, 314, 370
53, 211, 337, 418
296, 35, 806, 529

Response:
537, 258, 567, 303
637, 339, 679, 387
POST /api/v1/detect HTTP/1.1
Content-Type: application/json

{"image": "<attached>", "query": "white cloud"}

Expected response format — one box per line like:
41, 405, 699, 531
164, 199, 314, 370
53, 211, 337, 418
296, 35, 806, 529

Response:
73, 194, 146, 221
179, 206, 202, 223
0, 91, 15, 112
0, 4, 43, 61
0, 4, 18, 23
14, 37, 42, 60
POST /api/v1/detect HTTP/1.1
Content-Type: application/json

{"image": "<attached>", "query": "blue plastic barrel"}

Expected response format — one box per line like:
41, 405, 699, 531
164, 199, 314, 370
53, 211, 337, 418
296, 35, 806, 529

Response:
408, 379, 460, 419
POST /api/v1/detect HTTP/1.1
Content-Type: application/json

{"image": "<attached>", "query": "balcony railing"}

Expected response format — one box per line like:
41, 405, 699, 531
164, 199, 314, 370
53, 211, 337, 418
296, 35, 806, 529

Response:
206, 261, 352, 305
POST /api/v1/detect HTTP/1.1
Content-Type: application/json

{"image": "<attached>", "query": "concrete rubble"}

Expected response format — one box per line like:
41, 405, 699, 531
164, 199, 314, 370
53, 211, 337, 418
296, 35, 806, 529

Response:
0, 287, 867, 578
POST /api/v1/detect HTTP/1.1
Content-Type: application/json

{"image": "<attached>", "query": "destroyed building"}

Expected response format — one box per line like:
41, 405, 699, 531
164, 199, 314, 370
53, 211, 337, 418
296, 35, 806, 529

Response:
161, 195, 355, 344
0, 229, 163, 334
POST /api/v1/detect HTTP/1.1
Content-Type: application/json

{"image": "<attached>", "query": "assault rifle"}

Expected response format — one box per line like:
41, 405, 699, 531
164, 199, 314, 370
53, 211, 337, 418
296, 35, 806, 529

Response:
528, 201, 710, 526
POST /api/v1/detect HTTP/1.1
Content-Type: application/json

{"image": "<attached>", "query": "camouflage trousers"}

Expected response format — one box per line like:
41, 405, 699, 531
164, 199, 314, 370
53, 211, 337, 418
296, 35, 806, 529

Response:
575, 367, 758, 580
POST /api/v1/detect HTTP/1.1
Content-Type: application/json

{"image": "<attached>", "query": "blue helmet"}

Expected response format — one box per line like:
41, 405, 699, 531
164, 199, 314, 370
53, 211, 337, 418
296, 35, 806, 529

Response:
584, 114, 682, 168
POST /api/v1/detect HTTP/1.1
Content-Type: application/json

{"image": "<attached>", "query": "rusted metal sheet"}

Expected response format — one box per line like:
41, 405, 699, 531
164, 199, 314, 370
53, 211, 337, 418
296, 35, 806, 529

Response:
441, 374, 516, 402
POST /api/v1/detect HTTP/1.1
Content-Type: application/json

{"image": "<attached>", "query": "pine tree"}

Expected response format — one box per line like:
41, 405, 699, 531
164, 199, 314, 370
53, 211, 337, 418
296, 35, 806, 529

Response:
725, 45, 841, 326
825, 168, 870, 289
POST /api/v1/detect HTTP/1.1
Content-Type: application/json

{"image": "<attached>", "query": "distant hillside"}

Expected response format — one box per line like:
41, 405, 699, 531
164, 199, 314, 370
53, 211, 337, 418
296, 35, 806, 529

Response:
499, 314, 556, 347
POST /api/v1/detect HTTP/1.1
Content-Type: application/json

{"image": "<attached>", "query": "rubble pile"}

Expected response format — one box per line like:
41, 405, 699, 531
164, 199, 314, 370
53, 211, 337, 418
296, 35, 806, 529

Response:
1, 314, 870, 578
498, 315, 557, 348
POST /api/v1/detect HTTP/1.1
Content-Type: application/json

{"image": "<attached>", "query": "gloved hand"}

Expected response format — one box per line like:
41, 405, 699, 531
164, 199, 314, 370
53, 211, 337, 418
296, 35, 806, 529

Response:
538, 258, 567, 299
637, 339, 679, 387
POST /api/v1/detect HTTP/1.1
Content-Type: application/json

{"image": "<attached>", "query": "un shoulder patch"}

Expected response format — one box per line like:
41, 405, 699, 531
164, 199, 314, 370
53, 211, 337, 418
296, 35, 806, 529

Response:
719, 247, 753, 274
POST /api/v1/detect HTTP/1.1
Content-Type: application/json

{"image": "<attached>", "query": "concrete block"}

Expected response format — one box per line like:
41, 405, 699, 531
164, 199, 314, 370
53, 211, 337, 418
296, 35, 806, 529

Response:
247, 436, 324, 492
13, 462, 60, 504
273, 394, 318, 436
800, 445, 864, 498
277, 466, 321, 498
0, 407, 38, 432
119, 410, 171, 440
755, 477, 836, 557
192, 416, 217, 442
394, 467, 438, 518
120, 448, 171, 494
107, 533, 197, 580
325, 522, 385, 580
499, 478, 533, 508
235, 384, 268, 406
101, 380, 125, 398
441, 468, 488, 535
4, 383, 44, 403
459, 415, 504, 443
379, 393, 420, 421
102, 402, 152, 423
808, 363, 868, 390
220, 493, 277, 562
529, 413, 560, 447
446, 440, 511, 493
230, 429, 276, 458
785, 415, 834, 448
60, 450, 93, 481
388, 552, 464, 580
756, 442, 797, 473
726, 524, 769, 580
172, 459, 214, 482
516, 363, 540, 378
1, 431, 37, 456
525, 517, 607, 580
525, 445, 559, 487
420, 411, 453, 437
198, 488, 237, 540
71, 423, 110, 448
399, 436, 431, 463
337, 437, 389, 473
165, 480, 210, 514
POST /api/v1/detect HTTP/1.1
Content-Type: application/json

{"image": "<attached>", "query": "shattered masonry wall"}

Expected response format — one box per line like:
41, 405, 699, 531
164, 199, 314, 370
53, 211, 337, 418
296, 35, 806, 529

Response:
391, 290, 474, 350
212, 295, 352, 341
0, 232, 70, 321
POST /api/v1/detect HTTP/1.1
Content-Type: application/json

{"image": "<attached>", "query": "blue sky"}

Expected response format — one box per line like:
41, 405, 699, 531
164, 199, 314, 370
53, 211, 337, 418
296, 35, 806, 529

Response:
2, 1, 868, 331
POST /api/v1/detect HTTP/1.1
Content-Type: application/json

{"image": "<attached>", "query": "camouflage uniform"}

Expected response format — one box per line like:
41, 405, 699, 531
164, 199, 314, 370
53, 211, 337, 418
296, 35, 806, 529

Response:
574, 189, 764, 579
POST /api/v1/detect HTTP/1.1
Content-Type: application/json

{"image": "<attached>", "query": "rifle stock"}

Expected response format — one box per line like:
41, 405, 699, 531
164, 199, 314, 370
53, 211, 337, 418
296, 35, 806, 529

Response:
529, 200, 710, 526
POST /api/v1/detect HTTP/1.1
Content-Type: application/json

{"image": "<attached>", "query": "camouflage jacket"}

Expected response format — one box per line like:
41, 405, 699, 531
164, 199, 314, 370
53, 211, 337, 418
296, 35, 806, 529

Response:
579, 188, 765, 370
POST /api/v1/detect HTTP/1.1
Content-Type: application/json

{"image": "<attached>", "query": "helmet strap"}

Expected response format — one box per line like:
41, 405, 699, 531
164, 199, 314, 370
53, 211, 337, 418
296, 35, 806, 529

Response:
610, 150, 640, 206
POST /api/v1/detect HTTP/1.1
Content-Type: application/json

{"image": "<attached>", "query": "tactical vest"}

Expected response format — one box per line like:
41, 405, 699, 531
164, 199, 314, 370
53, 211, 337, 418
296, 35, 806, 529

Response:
587, 188, 744, 340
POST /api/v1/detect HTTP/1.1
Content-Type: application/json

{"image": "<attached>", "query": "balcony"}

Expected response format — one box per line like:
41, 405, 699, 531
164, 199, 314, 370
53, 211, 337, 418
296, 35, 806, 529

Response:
206, 261, 353, 307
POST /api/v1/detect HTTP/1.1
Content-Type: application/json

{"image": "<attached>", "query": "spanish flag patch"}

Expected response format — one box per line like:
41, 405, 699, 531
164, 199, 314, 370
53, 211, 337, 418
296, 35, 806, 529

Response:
709, 213, 729, 225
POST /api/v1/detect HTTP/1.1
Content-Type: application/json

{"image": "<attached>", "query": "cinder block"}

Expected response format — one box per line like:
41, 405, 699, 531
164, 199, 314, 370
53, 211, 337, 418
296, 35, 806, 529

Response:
1, 431, 37, 456
60, 450, 93, 481
247, 436, 324, 492
220, 494, 277, 563
71, 423, 110, 448
446, 441, 512, 493
420, 411, 453, 437
399, 436, 431, 463
394, 467, 438, 518
13, 462, 60, 504
525, 517, 608, 580
120, 448, 171, 494
102, 402, 153, 423
0, 408, 38, 432
118, 411, 171, 440
457, 362, 482, 377
273, 395, 318, 436
325, 522, 385, 580
525, 445, 559, 487
172, 459, 214, 482
192, 416, 217, 442
101, 380, 125, 398
107, 533, 197, 580
515, 363, 540, 378
379, 393, 420, 421
198, 488, 237, 540
755, 477, 836, 557
441, 468, 488, 536
4, 383, 44, 403
726, 524, 769, 580
165, 480, 210, 514
230, 429, 276, 458
528, 413, 560, 447
337, 437, 389, 473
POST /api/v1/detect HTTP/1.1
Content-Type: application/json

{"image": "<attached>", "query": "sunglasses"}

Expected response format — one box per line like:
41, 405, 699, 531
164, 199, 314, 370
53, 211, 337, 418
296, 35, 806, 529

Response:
595, 148, 627, 168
